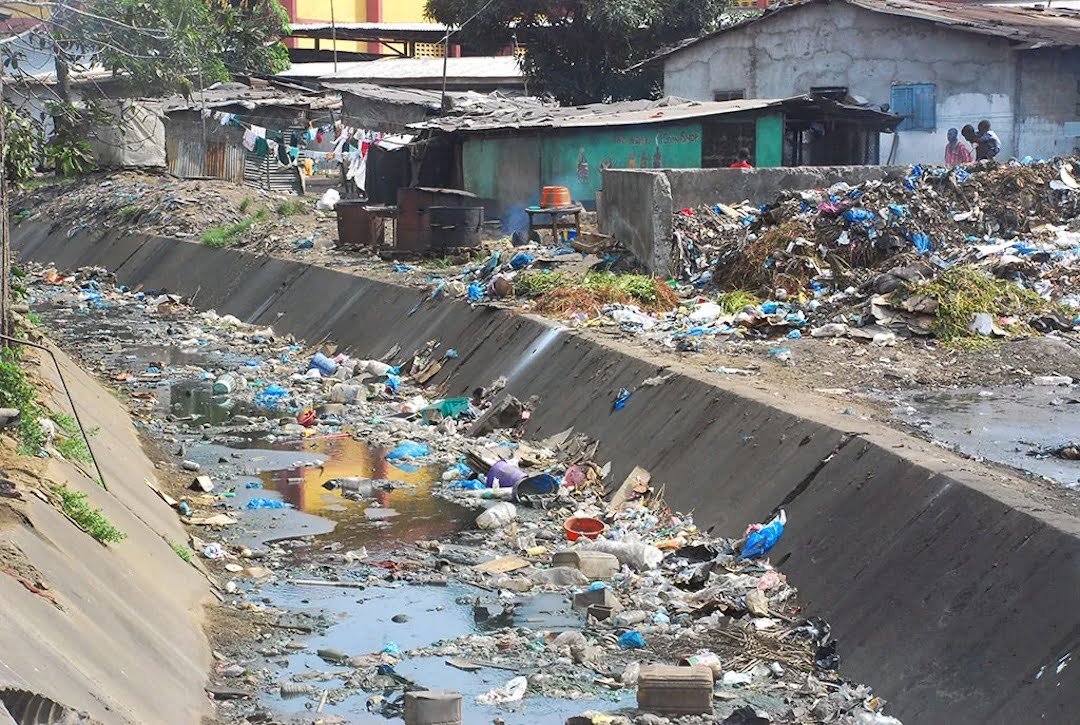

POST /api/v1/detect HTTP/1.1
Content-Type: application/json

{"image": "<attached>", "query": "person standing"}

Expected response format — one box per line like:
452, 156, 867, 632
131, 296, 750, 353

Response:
944, 127, 974, 165
975, 119, 1001, 160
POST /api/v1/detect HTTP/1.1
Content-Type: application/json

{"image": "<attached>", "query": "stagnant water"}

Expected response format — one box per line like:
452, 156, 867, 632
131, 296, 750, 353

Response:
33, 292, 631, 723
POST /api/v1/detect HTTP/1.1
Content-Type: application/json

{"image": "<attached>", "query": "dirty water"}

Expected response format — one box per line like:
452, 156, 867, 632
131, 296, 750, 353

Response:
893, 385, 1080, 488
250, 580, 625, 723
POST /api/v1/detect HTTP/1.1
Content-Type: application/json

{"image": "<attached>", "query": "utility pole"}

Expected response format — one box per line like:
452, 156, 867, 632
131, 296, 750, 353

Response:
0, 72, 9, 342
440, 27, 450, 112
330, 0, 338, 74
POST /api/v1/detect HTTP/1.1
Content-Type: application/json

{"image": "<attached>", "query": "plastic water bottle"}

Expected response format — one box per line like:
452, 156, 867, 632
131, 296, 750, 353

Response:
212, 372, 246, 395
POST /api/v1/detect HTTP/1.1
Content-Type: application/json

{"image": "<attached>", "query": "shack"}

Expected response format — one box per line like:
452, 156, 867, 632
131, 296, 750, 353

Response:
410, 94, 899, 229
163, 80, 341, 193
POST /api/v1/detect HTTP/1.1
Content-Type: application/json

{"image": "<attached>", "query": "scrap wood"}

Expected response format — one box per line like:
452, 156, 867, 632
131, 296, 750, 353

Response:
608, 466, 651, 510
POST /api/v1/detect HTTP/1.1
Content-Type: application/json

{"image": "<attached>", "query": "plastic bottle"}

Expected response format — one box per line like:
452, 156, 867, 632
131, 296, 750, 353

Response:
310, 352, 338, 375
476, 502, 517, 530
613, 610, 648, 627
212, 371, 246, 395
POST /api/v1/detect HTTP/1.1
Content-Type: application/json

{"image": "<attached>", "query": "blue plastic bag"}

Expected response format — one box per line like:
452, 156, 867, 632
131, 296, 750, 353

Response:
254, 384, 289, 409
452, 478, 486, 491
619, 631, 646, 649
387, 441, 429, 461
246, 497, 290, 510
612, 388, 632, 411
909, 232, 933, 255
510, 252, 535, 270
467, 282, 484, 302
740, 510, 787, 559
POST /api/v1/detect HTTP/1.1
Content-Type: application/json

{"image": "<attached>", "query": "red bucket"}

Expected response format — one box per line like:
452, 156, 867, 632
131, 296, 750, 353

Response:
564, 516, 606, 541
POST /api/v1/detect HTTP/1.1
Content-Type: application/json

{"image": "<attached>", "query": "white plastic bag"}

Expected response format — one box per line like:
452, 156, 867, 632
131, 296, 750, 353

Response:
476, 502, 517, 530
316, 188, 340, 211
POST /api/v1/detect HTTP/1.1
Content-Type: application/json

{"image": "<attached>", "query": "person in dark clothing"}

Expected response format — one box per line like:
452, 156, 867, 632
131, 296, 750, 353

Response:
974, 119, 1001, 160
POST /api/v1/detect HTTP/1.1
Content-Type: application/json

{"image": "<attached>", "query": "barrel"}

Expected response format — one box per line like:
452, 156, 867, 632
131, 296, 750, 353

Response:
428, 206, 483, 248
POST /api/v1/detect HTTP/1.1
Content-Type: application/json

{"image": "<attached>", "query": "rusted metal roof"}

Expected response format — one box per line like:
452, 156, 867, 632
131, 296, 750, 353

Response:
642, 0, 1080, 68
162, 81, 340, 113
410, 94, 899, 134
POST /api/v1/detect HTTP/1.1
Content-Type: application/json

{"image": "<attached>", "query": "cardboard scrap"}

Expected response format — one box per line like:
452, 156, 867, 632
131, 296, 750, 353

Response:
472, 555, 531, 574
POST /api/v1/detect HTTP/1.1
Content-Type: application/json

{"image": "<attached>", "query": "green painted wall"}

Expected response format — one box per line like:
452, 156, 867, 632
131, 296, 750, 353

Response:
754, 114, 784, 168
462, 121, 703, 223
538, 123, 702, 203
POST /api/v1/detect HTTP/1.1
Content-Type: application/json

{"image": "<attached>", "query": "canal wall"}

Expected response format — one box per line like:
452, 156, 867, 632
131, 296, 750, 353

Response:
14, 222, 1080, 725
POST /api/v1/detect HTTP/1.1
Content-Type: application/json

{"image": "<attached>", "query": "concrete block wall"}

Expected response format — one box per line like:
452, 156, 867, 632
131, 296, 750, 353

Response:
600, 165, 908, 274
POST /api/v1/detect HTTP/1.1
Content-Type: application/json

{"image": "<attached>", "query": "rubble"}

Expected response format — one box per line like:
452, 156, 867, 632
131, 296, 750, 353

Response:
26, 262, 903, 724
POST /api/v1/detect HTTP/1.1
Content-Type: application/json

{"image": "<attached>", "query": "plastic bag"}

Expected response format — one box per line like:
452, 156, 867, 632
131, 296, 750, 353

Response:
246, 498, 290, 510
316, 188, 339, 210
618, 630, 646, 649
476, 675, 527, 705
386, 441, 429, 461
476, 502, 517, 530
580, 538, 663, 570
740, 510, 787, 559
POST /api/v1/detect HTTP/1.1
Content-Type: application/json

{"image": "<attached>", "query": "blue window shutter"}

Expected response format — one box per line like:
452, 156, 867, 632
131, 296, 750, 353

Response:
913, 84, 936, 130
891, 86, 914, 131
891, 84, 936, 131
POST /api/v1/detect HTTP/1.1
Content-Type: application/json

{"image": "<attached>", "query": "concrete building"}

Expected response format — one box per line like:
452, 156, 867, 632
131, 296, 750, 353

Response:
280, 0, 438, 56
651, 0, 1080, 164
409, 95, 897, 229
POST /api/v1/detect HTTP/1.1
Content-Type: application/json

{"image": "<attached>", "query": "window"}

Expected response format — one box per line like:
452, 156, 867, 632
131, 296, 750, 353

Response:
810, 85, 849, 100
714, 89, 745, 102
890, 83, 936, 131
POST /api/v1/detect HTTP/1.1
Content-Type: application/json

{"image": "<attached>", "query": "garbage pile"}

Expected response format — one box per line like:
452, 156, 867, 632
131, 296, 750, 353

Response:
28, 265, 902, 724
671, 159, 1080, 346
14, 170, 335, 250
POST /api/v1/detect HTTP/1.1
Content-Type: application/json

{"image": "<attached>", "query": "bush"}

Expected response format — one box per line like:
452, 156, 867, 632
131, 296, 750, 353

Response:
52, 484, 125, 544
0, 348, 45, 454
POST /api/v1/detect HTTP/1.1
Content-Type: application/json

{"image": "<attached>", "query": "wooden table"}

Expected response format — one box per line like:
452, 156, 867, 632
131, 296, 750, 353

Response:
526, 204, 584, 242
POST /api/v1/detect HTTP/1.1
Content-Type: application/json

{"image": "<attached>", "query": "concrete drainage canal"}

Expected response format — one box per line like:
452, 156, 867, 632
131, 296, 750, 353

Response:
24, 261, 1071, 725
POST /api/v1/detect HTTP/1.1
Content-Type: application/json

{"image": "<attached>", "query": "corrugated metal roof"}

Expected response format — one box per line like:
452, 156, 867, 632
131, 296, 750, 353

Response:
324, 81, 547, 112
324, 56, 522, 83
644, 0, 1080, 67
409, 94, 899, 134
163, 81, 340, 113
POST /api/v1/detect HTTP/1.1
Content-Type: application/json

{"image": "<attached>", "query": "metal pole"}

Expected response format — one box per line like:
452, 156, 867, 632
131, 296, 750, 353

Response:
0, 334, 109, 491
0, 73, 8, 342
440, 28, 450, 112
330, 0, 338, 74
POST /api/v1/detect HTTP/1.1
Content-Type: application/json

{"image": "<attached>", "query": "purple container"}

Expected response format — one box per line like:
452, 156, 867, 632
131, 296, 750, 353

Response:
486, 460, 526, 489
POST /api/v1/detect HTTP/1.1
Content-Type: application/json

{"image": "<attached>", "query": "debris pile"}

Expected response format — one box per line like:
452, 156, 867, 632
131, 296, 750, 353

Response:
672, 160, 1080, 346
27, 264, 902, 724
14, 171, 336, 251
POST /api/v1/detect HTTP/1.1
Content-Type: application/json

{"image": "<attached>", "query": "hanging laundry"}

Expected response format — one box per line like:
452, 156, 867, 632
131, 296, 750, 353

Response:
201, 108, 211, 119
250, 124, 267, 138
254, 136, 271, 157
242, 129, 258, 152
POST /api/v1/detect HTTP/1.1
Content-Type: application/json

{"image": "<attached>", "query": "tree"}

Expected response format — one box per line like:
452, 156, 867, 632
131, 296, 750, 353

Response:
0, 0, 292, 334
424, 0, 727, 105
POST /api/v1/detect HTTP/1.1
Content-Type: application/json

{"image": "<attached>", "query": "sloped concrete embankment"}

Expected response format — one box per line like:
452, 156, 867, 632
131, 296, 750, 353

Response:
0, 340, 210, 723
14, 223, 1080, 724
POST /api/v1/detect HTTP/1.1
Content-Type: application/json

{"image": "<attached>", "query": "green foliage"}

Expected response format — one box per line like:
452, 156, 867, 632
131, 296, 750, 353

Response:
44, 102, 96, 176
75, 0, 291, 95
425, 0, 728, 104
168, 539, 193, 563
583, 271, 663, 303
513, 270, 574, 296
26, 312, 42, 327
716, 290, 761, 314
238, 197, 254, 213
0, 348, 45, 455
275, 199, 307, 217
905, 267, 1051, 348
1, 105, 40, 187
52, 484, 126, 544
201, 216, 257, 247
56, 435, 93, 464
